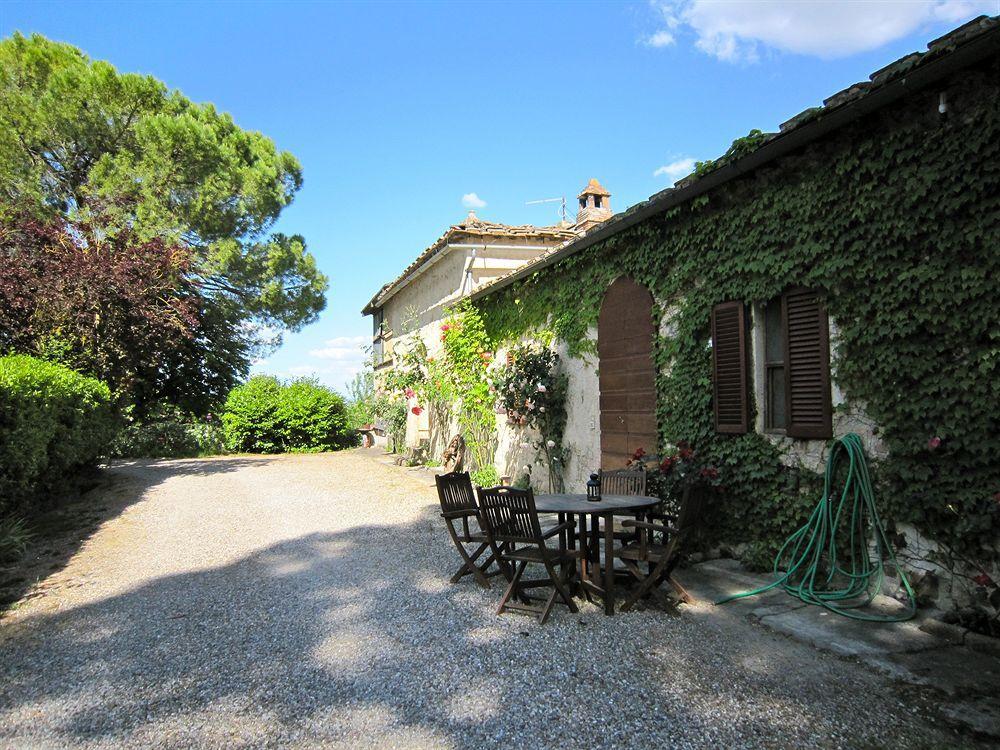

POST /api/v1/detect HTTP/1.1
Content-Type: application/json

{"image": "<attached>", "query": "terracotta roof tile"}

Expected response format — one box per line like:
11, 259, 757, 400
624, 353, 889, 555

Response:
362, 211, 577, 313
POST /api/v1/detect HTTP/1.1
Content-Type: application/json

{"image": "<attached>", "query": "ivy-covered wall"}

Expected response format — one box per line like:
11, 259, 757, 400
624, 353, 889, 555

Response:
474, 58, 1000, 569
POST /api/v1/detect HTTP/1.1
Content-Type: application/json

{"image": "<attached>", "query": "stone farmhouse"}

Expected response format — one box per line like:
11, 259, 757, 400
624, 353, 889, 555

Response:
362, 180, 613, 448
460, 16, 999, 609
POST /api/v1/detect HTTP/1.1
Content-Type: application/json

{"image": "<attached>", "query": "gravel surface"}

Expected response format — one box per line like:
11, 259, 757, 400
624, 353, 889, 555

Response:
0, 450, 981, 749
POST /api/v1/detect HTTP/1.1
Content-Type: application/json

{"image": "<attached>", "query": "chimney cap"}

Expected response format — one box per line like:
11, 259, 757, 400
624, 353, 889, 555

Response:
578, 178, 611, 198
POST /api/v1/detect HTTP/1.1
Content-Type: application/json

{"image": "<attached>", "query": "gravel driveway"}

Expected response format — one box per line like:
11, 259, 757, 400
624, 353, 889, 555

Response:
0, 450, 980, 749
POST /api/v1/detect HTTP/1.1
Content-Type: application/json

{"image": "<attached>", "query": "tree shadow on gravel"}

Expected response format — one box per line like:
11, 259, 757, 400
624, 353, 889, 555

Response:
110, 455, 280, 477
0, 468, 144, 614
1, 457, 277, 616
0, 505, 981, 749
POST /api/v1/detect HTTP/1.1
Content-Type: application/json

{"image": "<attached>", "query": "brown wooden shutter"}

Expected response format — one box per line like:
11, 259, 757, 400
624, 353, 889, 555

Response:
782, 289, 832, 439
711, 301, 749, 434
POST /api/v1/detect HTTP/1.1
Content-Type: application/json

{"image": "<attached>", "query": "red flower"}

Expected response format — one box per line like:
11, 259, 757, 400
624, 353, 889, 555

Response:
659, 456, 676, 473
973, 573, 994, 587
700, 466, 719, 480
632, 447, 646, 460
927, 436, 942, 450
679, 447, 694, 460
441, 324, 451, 332
411, 406, 424, 416
404, 388, 415, 399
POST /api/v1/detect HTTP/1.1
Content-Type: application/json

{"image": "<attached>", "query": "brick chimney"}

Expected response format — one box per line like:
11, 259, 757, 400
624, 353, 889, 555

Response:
575, 178, 612, 232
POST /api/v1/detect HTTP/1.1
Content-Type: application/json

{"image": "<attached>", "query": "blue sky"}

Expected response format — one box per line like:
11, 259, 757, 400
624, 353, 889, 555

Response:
3, 0, 997, 391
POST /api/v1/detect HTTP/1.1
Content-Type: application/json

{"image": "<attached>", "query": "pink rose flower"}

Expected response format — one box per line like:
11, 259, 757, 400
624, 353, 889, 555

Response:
927, 436, 942, 450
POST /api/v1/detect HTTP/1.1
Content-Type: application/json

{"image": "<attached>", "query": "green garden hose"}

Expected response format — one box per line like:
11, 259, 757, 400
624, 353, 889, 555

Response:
716, 433, 917, 622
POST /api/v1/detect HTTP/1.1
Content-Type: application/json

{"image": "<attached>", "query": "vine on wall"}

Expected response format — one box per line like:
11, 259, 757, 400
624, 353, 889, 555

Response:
474, 62, 1000, 564
494, 344, 569, 492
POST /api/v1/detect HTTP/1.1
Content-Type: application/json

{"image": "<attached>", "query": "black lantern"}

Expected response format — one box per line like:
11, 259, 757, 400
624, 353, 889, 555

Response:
586, 472, 601, 502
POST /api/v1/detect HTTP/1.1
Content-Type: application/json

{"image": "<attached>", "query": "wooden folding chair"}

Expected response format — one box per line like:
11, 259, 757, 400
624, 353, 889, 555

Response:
616, 486, 706, 612
476, 486, 579, 625
599, 467, 647, 497
594, 467, 648, 548
435, 472, 505, 588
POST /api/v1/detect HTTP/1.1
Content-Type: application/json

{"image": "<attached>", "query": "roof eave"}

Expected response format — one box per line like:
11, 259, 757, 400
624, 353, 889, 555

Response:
470, 21, 1000, 302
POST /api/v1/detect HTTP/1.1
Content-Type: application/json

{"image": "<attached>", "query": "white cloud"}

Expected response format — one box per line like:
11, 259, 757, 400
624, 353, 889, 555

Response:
308, 335, 369, 360
654, 157, 697, 181
647, 1, 997, 62
461, 192, 487, 209
645, 29, 676, 48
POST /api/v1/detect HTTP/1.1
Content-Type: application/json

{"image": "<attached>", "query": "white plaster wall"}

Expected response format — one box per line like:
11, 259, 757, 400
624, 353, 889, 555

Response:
492, 330, 601, 492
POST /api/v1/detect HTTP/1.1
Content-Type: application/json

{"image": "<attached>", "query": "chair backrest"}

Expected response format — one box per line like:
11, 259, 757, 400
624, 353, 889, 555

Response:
475, 486, 542, 545
435, 472, 477, 515
599, 467, 647, 497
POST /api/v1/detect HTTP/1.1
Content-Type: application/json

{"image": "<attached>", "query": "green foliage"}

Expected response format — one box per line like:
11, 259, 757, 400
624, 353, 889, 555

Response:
695, 129, 771, 178
0, 516, 32, 563
494, 345, 569, 492
0, 355, 118, 515
0, 33, 328, 401
370, 394, 407, 453
381, 300, 498, 471
439, 301, 497, 473
475, 63, 1000, 558
110, 404, 226, 458
222, 376, 354, 454
344, 368, 376, 431
470, 465, 499, 488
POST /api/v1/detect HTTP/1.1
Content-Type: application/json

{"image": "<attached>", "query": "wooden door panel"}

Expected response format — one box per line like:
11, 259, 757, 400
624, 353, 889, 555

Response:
598, 277, 657, 470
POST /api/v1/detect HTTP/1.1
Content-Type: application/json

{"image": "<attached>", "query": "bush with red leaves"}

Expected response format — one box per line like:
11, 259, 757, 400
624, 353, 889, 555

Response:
0, 211, 205, 414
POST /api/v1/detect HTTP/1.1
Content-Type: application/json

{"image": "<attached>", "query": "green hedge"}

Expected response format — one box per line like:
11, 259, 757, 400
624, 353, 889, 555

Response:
110, 404, 227, 459
222, 376, 355, 453
0, 355, 118, 514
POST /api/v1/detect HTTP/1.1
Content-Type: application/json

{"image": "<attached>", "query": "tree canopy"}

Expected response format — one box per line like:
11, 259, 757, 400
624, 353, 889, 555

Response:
0, 32, 327, 336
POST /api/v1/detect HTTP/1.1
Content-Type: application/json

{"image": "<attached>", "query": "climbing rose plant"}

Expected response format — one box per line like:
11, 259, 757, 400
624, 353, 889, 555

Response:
495, 344, 569, 492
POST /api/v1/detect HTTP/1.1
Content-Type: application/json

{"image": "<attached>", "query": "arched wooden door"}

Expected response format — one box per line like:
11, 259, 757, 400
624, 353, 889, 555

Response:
598, 277, 657, 468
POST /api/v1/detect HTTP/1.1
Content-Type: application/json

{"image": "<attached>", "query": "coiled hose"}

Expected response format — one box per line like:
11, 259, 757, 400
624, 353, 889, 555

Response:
716, 433, 917, 622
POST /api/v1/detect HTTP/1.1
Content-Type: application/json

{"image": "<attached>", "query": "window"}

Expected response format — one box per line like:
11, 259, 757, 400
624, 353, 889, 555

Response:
594, 196, 603, 208
763, 301, 787, 431
711, 301, 749, 434
371, 309, 387, 366
759, 290, 832, 439
781, 289, 832, 439
714, 291, 832, 439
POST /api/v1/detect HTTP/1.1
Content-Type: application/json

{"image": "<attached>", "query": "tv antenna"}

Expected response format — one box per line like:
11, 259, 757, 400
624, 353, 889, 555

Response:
525, 196, 568, 224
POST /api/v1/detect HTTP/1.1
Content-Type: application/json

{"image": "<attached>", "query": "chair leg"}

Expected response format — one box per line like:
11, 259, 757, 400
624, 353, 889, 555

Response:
497, 561, 527, 616
621, 554, 674, 612
449, 541, 492, 588
538, 588, 559, 625
544, 559, 578, 615
668, 575, 694, 604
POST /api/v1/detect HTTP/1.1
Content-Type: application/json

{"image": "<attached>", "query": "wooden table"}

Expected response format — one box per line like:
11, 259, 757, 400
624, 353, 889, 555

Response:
535, 493, 660, 616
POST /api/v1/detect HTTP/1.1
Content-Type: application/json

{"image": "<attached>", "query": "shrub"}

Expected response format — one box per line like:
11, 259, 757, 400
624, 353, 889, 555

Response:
0, 354, 118, 515
222, 376, 355, 453
110, 404, 227, 458
0, 516, 32, 563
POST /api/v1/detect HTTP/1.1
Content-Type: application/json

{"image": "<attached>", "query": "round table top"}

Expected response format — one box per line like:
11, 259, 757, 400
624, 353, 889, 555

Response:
534, 493, 660, 514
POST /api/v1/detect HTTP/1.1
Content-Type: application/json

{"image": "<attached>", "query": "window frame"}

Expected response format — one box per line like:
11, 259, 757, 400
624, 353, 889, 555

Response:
762, 299, 787, 435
